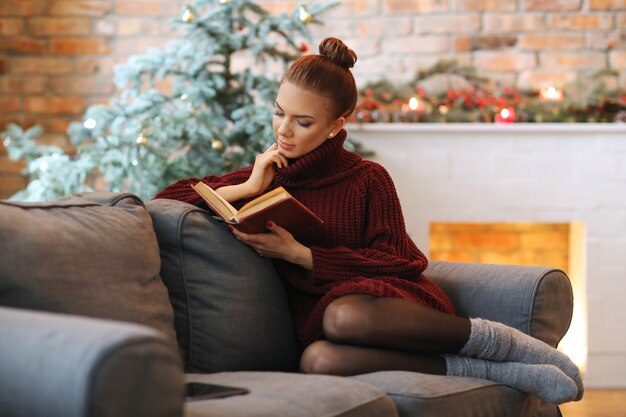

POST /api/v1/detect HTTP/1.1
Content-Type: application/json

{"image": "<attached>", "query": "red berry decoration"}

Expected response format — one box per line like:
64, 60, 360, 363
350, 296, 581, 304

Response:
299, 43, 309, 52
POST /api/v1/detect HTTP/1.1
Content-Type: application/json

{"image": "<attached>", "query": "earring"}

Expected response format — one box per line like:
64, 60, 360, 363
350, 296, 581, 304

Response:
328, 132, 335, 138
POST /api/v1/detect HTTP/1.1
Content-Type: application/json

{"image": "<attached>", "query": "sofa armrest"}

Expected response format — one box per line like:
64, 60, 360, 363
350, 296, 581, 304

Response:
0, 306, 184, 417
424, 261, 573, 348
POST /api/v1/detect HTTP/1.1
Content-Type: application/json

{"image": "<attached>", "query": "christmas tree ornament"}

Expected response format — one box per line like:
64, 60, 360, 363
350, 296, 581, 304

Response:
2, 136, 11, 147
211, 139, 224, 151
136, 132, 149, 147
299, 43, 309, 52
299, 5, 313, 23
220, 0, 231, 4
181, 6, 195, 23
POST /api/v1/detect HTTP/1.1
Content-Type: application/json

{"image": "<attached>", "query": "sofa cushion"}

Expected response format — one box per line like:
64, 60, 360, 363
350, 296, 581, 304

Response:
145, 198, 301, 373
351, 371, 555, 417
0, 192, 176, 340
184, 372, 398, 417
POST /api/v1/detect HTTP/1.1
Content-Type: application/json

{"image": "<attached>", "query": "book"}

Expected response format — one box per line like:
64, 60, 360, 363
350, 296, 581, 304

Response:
191, 181, 323, 235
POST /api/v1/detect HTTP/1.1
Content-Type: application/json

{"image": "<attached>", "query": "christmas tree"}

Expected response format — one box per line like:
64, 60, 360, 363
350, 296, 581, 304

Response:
2, 0, 337, 202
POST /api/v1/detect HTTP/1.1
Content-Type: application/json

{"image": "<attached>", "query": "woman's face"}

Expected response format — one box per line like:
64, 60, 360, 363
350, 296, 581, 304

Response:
272, 81, 345, 159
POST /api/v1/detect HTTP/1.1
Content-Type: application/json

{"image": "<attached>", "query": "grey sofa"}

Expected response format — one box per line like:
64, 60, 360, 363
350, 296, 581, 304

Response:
0, 192, 574, 417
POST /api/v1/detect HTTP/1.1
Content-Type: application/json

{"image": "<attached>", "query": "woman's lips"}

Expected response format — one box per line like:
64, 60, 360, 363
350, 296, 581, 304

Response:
277, 140, 295, 150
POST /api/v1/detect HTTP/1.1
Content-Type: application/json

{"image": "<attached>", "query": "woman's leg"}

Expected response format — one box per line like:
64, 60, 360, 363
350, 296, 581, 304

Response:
300, 340, 578, 404
321, 294, 471, 354
300, 340, 446, 376
322, 294, 582, 399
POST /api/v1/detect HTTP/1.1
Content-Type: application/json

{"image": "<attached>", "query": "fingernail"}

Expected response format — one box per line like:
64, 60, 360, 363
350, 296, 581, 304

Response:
266, 221, 273, 227
227, 225, 234, 232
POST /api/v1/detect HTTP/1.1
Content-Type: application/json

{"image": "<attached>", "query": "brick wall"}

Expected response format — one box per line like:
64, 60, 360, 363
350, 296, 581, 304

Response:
1, 0, 625, 198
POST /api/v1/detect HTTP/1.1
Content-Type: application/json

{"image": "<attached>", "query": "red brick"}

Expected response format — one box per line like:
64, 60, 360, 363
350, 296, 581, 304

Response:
453, 36, 473, 52
24, 96, 85, 115
357, 17, 412, 37
455, 0, 517, 12
0, 174, 27, 199
429, 250, 475, 263
385, 0, 449, 13
325, 0, 382, 17
0, 97, 21, 113
525, 0, 582, 10
468, 35, 518, 50
611, 50, 626, 68
116, 18, 159, 36
619, 13, 626, 29
517, 69, 578, 89
49, 1, 112, 16
484, 14, 546, 32
27, 18, 92, 36
115, 1, 177, 17
0, 37, 47, 54
541, 52, 607, 69
73, 56, 122, 75
10, 57, 73, 74
0, 155, 26, 174
588, 33, 625, 49
475, 51, 536, 71
382, 35, 447, 54
550, 13, 614, 30
2, 76, 47, 94
414, 14, 481, 33
589, 0, 626, 9
50, 76, 114, 95
114, 36, 171, 55
520, 34, 585, 50
50, 38, 111, 55
0, 18, 25, 35
0, 56, 6, 74
0, 1, 48, 17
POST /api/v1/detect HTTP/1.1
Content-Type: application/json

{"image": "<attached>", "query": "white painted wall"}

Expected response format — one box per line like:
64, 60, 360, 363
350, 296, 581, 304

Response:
346, 123, 626, 388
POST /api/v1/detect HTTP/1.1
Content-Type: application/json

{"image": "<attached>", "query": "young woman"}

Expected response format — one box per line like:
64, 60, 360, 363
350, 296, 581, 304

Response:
154, 37, 582, 404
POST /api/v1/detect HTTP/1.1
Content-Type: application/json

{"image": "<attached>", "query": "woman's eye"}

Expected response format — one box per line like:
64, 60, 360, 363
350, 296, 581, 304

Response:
298, 121, 311, 128
273, 110, 283, 117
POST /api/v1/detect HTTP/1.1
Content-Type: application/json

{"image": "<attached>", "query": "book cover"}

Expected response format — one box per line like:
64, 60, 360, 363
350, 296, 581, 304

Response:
191, 182, 323, 235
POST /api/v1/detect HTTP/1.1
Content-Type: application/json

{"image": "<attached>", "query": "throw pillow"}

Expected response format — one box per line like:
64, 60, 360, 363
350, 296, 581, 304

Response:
146, 198, 301, 373
0, 192, 176, 340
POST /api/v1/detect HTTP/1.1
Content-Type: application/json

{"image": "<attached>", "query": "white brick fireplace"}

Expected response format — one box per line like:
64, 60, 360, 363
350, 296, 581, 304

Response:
346, 123, 626, 388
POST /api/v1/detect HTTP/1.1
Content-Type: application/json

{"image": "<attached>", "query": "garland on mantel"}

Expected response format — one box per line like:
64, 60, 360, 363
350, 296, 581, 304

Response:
349, 61, 626, 124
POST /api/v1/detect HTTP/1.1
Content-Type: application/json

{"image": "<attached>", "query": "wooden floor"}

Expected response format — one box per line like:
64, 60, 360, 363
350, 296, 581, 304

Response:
560, 390, 626, 417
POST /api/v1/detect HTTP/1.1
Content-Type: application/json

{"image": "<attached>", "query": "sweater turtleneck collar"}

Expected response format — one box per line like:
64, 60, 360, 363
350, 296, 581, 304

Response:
274, 129, 362, 188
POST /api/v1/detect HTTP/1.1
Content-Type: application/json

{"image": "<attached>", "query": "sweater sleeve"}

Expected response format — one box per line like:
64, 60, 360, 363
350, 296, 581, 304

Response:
309, 165, 428, 284
152, 167, 253, 209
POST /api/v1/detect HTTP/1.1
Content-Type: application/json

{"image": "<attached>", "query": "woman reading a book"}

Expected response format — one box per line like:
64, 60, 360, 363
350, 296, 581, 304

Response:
154, 37, 581, 404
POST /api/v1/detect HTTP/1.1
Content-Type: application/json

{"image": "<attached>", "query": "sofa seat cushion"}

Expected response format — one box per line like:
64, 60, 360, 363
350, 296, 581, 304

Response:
0, 192, 176, 339
184, 372, 398, 417
146, 199, 300, 373
351, 371, 548, 417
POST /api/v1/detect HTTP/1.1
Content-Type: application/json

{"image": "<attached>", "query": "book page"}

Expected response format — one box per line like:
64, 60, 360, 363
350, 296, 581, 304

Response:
237, 187, 289, 217
192, 182, 238, 221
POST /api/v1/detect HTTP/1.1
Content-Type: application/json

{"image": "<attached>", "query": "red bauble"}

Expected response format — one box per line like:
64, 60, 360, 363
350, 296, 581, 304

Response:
299, 43, 309, 52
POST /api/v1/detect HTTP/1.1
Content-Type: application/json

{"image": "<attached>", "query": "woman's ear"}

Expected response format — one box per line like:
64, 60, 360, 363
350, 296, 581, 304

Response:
328, 117, 346, 138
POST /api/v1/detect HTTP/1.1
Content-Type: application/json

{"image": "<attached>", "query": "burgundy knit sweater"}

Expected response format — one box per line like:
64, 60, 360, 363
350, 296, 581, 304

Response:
154, 129, 456, 347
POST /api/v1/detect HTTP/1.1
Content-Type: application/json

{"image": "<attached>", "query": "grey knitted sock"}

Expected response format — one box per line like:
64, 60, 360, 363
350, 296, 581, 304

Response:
445, 355, 578, 405
460, 318, 583, 400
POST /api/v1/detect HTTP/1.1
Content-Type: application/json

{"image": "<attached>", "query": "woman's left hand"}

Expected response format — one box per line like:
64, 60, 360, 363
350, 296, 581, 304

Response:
229, 221, 313, 270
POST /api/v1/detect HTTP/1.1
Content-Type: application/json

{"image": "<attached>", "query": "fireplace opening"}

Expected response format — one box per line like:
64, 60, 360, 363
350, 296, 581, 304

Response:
429, 222, 587, 370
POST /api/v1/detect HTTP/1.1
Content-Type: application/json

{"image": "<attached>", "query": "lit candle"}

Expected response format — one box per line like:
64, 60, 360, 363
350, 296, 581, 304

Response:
495, 107, 516, 124
539, 86, 564, 102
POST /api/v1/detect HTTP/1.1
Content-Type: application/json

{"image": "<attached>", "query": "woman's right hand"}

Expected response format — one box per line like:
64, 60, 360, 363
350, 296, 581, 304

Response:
245, 143, 289, 195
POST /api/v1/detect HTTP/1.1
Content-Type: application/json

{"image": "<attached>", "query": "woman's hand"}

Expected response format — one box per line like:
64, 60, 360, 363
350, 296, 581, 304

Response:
229, 221, 313, 270
245, 143, 289, 195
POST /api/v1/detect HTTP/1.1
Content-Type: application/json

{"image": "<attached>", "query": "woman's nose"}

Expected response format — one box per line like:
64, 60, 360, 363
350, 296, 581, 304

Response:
278, 120, 291, 136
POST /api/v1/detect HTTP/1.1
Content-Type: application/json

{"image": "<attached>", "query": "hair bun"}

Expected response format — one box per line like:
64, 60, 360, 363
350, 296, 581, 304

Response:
319, 37, 357, 69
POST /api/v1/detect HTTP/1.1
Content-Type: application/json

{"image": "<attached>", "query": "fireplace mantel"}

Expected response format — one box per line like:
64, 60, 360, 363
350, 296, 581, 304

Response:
345, 122, 626, 389
347, 122, 626, 134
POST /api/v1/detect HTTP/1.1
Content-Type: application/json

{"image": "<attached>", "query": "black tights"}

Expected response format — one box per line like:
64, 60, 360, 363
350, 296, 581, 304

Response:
300, 294, 471, 376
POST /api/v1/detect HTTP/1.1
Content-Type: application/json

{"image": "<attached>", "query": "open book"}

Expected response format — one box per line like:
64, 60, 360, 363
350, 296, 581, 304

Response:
191, 182, 323, 235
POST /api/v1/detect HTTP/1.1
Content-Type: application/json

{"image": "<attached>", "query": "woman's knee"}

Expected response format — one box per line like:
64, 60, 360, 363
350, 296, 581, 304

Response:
322, 296, 375, 343
300, 341, 345, 375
